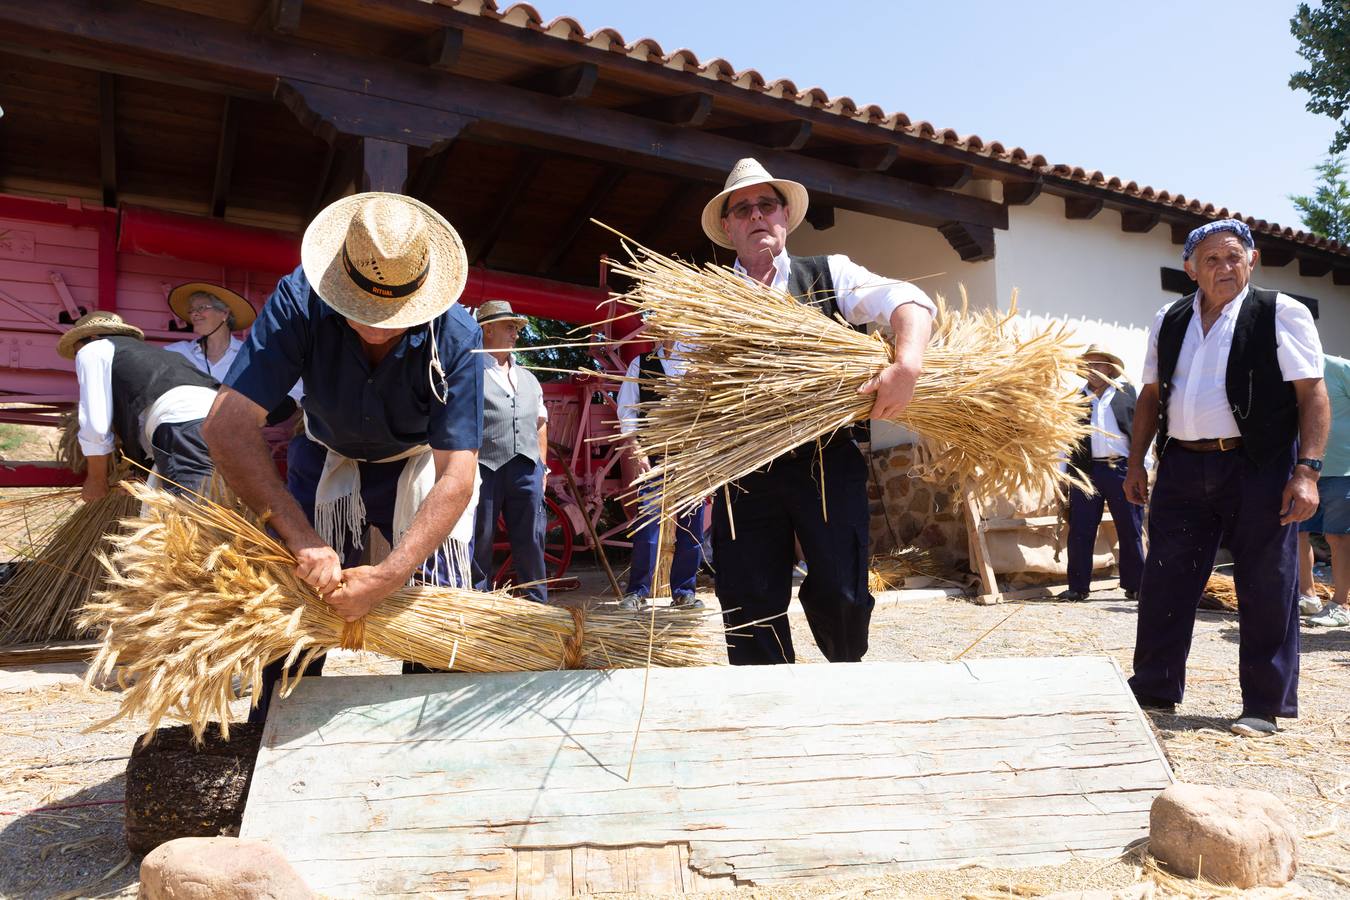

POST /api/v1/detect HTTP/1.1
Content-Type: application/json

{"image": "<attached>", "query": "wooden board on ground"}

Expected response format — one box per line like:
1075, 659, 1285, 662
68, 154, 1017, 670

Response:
240, 658, 1173, 898
0, 639, 98, 666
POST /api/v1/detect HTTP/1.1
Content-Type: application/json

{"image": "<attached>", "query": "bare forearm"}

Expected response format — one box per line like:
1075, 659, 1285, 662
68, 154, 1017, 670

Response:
85, 453, 110, 484
1128, 386, 1160, 467
1296, 379, 1330, 460
889, 303, 932, 369
380, 453, 477, 582
538, 423, 548, 468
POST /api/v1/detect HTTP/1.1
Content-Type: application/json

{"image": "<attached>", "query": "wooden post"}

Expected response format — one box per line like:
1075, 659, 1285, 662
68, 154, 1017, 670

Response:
961, 485, 1000, 604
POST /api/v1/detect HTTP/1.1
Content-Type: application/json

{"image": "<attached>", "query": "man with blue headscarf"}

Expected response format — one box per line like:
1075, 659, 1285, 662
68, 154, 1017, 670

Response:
1123, 219, 1329, 737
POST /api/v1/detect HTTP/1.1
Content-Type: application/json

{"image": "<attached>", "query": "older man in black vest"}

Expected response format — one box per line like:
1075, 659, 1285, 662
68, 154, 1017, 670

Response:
1123, 219, 1328, 737
701, 158, 935, 665
1058, 346, 1144, 602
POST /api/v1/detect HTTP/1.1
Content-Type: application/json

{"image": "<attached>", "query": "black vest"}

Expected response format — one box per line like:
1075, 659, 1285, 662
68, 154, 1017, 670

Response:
1069, 382, 1136, 474
637, 351, 665, 408
104, 336, 218, 466
1155, 287, 1297, 465
784, 254, 867, 450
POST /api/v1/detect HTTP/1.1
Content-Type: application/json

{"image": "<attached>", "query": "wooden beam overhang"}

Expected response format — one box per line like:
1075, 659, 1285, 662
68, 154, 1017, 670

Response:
1256, 243, 1294, 267
539, 167, 626, 275
210, 96, 239, 218
892, 163, 971, 189
512, 63, 597, 101
269, 0, 302, 35
7, 0, 1007, 232
1299, 257, 1333, 278
1120, 210, 1160, 234
405, 141, 457, 200
708, 120, 812, 151
807, 144, 898, 172
98, 72, 117, 209
804, 205, 835, 230
469, 152, 545, 264
276, 79, 473, 150
938, 222, 995, 262
618, 92, 713, 127
407, 27, 462, 71
1169, 222, 1190, 245
1335, 268, 1350, 286
1063, 197, 1103, 220
309, 142, 339, 218
1001, 180, 1042, 206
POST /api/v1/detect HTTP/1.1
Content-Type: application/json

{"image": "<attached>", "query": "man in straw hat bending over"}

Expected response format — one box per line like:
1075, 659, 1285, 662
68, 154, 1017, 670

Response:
61, 312, 220, 502
1057, 345, 1144, 602
702, 158, 935, 665
204, 193, 483, 716
1124, 219, 1327, 737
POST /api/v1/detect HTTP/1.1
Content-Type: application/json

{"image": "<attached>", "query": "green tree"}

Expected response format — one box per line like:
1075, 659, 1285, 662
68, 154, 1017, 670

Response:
516, 315, 599, 382
1289, 2, 1350, 154
1290, 156, 1350, 242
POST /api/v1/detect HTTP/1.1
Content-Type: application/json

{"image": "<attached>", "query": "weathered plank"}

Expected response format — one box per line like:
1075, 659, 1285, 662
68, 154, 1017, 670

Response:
241, 658, 1172, 897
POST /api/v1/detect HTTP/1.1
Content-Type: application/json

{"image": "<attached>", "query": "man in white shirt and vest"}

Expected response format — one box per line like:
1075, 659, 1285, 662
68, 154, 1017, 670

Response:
1124, 219, 1329, 737
472, 300, 550, 604
701, 158, 935, 665
1058, 346, 1144, 602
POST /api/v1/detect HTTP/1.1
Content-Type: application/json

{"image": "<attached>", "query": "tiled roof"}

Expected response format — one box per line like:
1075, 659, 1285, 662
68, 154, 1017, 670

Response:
452, 0, 1348, 260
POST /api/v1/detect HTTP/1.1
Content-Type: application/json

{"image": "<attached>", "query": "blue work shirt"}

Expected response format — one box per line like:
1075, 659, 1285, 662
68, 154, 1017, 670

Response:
226, 266, 483, 461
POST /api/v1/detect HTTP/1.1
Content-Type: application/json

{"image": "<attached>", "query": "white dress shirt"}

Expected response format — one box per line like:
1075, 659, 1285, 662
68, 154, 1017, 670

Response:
75, 339, 216, 458
617, 346, 687, 435
1086, 385, 1132, 458
163, 335, 243, 381
732, 250, 936, 327
485, 353, 548, 424
1141, 286, 1323, 440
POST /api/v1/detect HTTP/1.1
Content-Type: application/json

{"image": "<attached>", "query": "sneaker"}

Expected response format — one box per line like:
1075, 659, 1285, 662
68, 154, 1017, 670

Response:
670, 593, 704, 610
1298, 594, 1324, 616
1057, 589, 1089, 602
1231, 714, 1278, 737
618, 592, 646, 611
1308, 604, 1350, 627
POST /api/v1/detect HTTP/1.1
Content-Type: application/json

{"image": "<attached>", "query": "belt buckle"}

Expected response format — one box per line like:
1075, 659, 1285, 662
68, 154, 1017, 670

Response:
1216, 437, 1234, 451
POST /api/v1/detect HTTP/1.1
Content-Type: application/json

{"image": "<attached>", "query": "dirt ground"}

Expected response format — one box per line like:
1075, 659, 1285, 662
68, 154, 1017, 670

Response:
1, 570, 1347, 899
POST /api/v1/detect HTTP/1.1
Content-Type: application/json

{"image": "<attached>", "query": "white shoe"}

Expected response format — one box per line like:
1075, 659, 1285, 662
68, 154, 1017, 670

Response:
1298, 594, 1324, 616
1308, 604, 1350, 628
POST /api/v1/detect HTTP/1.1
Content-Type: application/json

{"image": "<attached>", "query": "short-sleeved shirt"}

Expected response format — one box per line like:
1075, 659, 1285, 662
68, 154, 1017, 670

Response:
226, 266, 483, 461
1324, 355, 1350, 476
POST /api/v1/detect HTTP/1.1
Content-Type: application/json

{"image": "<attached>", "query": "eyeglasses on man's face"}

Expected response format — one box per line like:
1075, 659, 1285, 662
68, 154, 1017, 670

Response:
724, 197, 785, 221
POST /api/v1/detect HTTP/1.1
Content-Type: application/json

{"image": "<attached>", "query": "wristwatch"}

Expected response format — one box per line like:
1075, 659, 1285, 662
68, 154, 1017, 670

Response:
1296, 457, 1323, 472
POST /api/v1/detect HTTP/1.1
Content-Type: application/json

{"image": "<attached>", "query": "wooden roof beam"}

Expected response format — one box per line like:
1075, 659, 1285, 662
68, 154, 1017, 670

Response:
210, 97, 238, 218
1120, 210, 1160, 234
709, 120, 811, 151
938, 222, 994, 262
407, 27, 462, 71
809, 144, 898, 172
405, 141, 458, 201
891, 163, 972, 190
98, 73, 117, 209
1002, 180, 1042, 206
1064, 197, 1104, 220
1299, 257, 1333, 278
539, 168, 626, 274
619, 92, 713, 127
1256, 243, 1293, 267
512, 63, 597, 101
269, 0, 302, 35
1334, 268, 1350, 286
637, 182, 694, 247
469, 153, 544, 264
276, 78, 473, 149
805, 205, 835, 230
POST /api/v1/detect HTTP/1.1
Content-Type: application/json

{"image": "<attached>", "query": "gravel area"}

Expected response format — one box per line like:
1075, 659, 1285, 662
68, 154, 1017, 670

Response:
1, 569, 1345, 898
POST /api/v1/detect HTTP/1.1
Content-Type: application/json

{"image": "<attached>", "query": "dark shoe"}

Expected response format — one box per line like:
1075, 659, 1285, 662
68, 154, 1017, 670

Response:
670, 593, 703, 610
1133, 693, 1176, 714
618, 592, 646, 611
1231, 714, 1278, 737
1057, 589, 1089, 602
1123, 589, 1138, 601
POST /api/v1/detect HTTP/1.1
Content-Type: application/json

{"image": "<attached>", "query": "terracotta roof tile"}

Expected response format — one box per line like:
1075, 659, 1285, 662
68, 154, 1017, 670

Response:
448, 0, 1346, 259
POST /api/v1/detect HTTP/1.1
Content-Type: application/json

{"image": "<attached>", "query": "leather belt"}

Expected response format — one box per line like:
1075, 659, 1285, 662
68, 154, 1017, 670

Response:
1172, 436, 1243, 452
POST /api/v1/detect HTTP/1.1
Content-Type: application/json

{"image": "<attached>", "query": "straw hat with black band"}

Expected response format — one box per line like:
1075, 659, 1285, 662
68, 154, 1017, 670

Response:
167, 282, 257, 331
475, 300, 528, 327
701, 158, 810, 250
57, 312, 145, 360
1082, 345, 1125, 378
301, 192, 468, 329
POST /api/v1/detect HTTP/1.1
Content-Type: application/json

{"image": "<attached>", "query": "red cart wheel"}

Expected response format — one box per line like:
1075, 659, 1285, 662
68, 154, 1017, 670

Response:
492, 494, 575, 587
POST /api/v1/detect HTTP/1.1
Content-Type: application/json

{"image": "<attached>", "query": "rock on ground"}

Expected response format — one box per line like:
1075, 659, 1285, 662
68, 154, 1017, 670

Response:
1149, 782, 1297, 888
138, 836, 314, 899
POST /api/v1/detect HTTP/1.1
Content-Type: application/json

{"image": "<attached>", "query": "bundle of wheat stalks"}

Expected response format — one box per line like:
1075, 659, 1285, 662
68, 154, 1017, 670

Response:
0, 487, 137, 642
606, 242, 1092, 518
867, 547, 941, 593
80, 482, 717, 742
1203, 571, 1332, 611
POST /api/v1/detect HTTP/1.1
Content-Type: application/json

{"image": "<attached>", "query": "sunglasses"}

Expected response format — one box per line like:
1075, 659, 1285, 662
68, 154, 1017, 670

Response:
724, 197, 785, 221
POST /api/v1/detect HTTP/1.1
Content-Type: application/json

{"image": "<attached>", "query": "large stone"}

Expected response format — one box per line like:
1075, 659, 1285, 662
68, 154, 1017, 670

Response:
1149, 783, 1296, 887
139, 837, 314, 900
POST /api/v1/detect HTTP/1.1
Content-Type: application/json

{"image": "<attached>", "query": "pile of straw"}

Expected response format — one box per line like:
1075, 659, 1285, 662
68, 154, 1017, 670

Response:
0, 488, 136, 642
1203, 571, 1333, 611
80, 482, 718, 741
606, 242, 1091, 518
867, 547, 940, 593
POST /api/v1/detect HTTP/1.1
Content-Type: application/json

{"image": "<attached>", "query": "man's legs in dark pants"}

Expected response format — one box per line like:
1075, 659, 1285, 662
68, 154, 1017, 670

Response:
668, 501, 706, 599
713, 471, 796, 664
1065, 480, 1106, 596
1097, 460, 1146, 594
472, 463, 504, 592
500, 456, 548, 604
790, 443, 873, 663
1228, 447, 1301, 719
1129, 447, 1225, 705
150, 420, 214, 497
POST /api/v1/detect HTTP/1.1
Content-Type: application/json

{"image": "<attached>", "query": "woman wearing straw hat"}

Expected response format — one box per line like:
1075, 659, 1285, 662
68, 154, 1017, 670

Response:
1056, 345, 1144, 603
59, 311, 219, 502
701, 158, 935, 665
202, 193, 483, 717
163, 282, 256, 381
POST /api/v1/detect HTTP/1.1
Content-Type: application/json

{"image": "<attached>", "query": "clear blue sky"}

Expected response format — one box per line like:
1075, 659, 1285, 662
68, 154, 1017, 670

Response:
527, 0, 1337, 230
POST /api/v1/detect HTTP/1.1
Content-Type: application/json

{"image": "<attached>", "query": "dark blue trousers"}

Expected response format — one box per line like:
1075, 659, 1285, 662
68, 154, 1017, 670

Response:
148, 420, 213, 497
627, 478, 704, 599
472, 455, 548, 604
1067, 459, 1145, 594
712, 440, 873, 665
1129, 443, 1301, 718
249, 434, 456, 723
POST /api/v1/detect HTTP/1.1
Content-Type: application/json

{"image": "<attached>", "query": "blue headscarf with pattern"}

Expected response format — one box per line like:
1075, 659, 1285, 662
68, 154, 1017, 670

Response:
1182, 219, 1254, 261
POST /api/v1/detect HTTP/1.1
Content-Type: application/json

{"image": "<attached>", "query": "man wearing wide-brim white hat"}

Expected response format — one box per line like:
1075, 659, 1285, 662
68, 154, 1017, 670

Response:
701, 158, 936, 665
204, 193, 484, 717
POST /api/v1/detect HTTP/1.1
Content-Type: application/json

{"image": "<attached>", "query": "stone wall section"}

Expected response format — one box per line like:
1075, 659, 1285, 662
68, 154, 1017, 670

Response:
865, 443, 969, 570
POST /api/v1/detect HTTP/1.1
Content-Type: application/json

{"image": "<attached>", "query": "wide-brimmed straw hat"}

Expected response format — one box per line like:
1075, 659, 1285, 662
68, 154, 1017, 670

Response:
1082, 345, 1125, 376
700, 158, 809, 250
475, 300, 528, 327
167, 282, 256, 331
57, 311, 144, 360
301, 192, 467, 329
